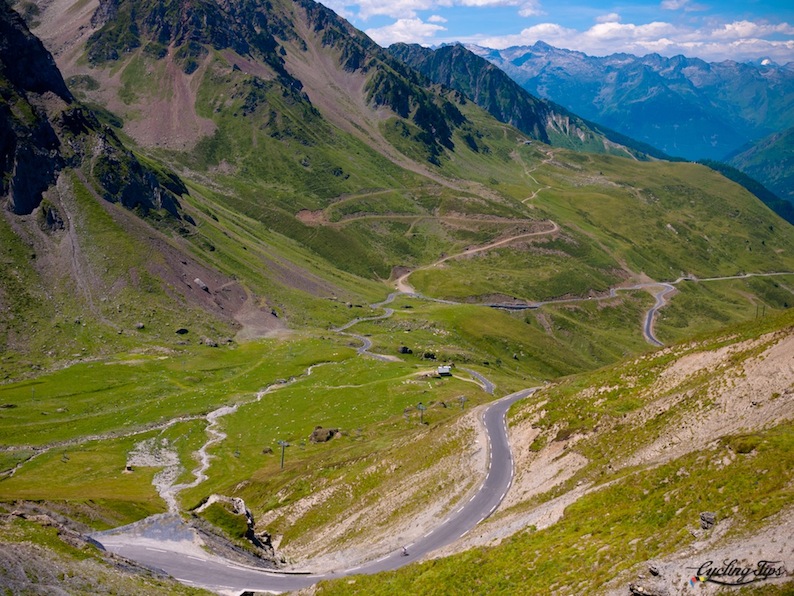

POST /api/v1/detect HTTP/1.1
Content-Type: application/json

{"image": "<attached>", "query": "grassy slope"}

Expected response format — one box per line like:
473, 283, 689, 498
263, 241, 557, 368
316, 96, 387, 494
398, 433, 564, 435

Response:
4, 58, 794, 550
413, 141, 794, 299
0, 171, 239, 377
728, 126, 794, 204
315, 426, 792, 595
312, 309, 794, 595
2, 4, 793, 586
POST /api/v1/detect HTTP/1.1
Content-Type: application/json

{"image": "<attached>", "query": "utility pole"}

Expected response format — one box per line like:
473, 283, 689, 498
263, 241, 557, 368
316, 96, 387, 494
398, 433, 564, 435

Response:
277, 440, 290, 469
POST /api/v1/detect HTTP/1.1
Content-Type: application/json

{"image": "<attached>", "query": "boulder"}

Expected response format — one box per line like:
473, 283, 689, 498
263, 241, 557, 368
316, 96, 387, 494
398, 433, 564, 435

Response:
310, 426, 339, 443
700, 511, 716, 530
629, 583, 669, 596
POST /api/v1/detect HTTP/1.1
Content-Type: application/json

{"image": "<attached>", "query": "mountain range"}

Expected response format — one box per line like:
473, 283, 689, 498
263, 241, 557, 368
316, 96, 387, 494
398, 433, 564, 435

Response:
1, 0, 793, 593
388, 42, 670, 161
390, 41, 793, 223
468, 41, 794, 164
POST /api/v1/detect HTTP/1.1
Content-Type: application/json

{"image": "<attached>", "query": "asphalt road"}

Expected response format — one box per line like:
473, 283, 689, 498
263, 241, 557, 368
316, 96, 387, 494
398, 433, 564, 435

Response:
460, 367, 496, 395
95, 387, 538, 594
643, 283, 676, 346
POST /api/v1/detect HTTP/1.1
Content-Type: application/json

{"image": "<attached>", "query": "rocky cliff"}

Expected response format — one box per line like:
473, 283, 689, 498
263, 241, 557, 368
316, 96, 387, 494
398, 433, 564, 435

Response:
0, 1, 183, 217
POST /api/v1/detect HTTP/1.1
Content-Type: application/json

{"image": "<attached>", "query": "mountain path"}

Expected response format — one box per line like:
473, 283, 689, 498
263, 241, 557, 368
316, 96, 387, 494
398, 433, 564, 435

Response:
394, 219, 560, 294
394, 224, 794, 346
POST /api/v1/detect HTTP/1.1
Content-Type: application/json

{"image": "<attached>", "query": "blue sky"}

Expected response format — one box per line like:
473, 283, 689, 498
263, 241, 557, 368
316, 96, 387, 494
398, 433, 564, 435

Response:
317, 0, 794, 63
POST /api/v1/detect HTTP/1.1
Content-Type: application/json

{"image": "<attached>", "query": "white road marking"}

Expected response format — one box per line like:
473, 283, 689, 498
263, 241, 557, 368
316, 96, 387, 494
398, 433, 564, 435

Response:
145, 547, 166, 553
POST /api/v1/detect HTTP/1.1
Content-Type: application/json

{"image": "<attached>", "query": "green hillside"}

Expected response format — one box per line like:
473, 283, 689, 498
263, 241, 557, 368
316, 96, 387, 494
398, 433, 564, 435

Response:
314, 309, 794, 595
1, 0, 793, 593
727, 126, 794, 205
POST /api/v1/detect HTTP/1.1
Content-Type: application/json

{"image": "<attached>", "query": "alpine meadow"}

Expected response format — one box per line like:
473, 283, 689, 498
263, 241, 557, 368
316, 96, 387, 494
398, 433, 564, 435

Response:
0, 0, 793, 594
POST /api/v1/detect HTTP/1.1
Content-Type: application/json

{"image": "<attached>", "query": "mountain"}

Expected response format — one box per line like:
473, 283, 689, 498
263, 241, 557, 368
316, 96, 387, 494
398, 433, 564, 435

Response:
2, 1, 794, 594
388, 42, 670, 160
6, 0, 794, 388
468, 42, 794, 161
0, 0, 182, 217
727, 126, 794, 205
0, 0, 230, 360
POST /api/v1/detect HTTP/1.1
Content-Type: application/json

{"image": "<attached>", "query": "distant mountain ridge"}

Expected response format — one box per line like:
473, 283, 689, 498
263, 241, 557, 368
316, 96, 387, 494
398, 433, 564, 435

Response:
388, 43, 668, 160
468, 42, 794, 162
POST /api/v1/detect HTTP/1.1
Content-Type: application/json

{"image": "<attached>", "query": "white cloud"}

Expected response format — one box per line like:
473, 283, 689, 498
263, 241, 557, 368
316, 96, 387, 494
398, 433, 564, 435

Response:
365, 17, 447, 46
661, 0, 707, 11
518, 0, 543, 18
428, 14, 447, 23
348, 0, 543, 20
476, 23, 575, 49
586, 21, 679, 42
468, 18, 794, 62
596, 13, 621, 24
355, 0, 436, 19
710, 20, 794, 40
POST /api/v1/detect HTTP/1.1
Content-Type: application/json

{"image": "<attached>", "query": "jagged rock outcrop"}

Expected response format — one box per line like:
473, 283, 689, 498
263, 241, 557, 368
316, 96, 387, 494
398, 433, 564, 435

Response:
0, 2, 185, 216
194, 495, 280, 562
310, 425, 338, 442
0, 3, 72, 102
0, 2, 66, 214
87, 0, 299, 81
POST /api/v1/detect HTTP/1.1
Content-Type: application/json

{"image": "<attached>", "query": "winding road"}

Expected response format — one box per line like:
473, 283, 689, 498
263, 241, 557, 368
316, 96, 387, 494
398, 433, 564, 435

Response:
94, 387, 538, 594
91, 220, 793, 593
394, 228, 793, 346
395, 220, 560, 294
